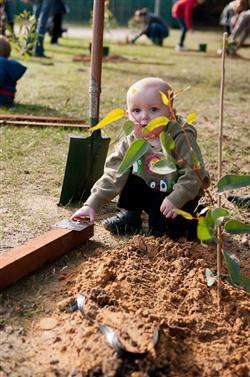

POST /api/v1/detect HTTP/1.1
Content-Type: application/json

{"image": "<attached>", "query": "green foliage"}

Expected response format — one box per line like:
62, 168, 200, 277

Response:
217, 175, 250, 192
117, 139, 150, 175
150, 159, 177, 175
9, 10, 36, 55
123, 120, 134, 136
224, 220, 250, 234
223, 250, 250, 292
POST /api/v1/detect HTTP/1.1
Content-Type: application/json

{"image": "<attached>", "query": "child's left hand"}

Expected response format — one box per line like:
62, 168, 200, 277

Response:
160, 198, 177, 219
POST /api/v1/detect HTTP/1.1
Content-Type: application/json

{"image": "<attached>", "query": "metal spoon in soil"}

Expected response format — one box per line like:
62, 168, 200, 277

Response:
72, 294, 160, 359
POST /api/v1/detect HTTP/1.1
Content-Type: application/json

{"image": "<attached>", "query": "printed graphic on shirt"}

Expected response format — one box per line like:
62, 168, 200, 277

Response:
132, 150, 178, 193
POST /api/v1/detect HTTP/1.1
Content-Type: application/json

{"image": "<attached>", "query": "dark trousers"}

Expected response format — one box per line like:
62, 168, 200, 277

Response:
146, 22, 169, 40
51, 13, 63, 44
118, 174, 200, 239
176, 17, 188, 47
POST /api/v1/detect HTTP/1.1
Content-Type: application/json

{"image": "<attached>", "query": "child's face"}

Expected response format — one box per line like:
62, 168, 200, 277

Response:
127, 87, 174, 139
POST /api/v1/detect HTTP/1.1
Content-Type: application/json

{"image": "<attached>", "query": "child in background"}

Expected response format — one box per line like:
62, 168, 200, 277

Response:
172, 0, 206, 51
0, 36, 26, 105
71, 77, 209, 240
131, 8, 169, 46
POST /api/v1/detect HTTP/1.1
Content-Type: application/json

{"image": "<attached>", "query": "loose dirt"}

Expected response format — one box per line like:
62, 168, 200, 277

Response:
1, 229, 249, 377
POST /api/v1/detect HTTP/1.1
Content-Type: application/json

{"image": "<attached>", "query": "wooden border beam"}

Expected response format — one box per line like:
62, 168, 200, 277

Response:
0, 225, 94, 290
0, 120, 88, 129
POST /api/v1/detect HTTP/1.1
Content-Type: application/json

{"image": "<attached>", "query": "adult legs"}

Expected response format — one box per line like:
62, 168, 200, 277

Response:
51, 13, 62, 44
176, 17, 188, 48
34, 0, 53, 56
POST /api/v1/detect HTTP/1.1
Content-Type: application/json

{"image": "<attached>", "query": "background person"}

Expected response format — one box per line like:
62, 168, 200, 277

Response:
71, 77, 209, 240
230, 9, 250, 50
0, 35, 26, 105
22, 0, 54, 57
172, 0, 206, 51
131, 8, 169, 46
49, 0, 68, 45
219, 0, 249, 35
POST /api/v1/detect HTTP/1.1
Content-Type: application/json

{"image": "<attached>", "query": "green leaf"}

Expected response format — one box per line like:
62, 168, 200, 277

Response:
117, 139, 150, 175
205, 268, 217, 287
123, 120, 134, 136
217, 175, 250, 193
210, 208, 230, 226
224, 220, 250, 234
190, 148, 200, 169
150, 159, 177, 175
223, 250, 241, 286
160, 131, 175, 157
239, 274, 250, 292
197, 217, 213, 241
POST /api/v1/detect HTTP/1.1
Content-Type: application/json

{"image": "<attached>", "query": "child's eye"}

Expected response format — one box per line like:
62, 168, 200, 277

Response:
151, 107, 159, 113
133, 108, 141, 114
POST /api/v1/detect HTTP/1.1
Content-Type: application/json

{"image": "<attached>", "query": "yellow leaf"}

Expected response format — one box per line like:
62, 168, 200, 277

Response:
186, 112, 197, 124
174, 209, 195, 220
89, 109, 126, 131
160, 91, 169, 106
143, 116, 169, 134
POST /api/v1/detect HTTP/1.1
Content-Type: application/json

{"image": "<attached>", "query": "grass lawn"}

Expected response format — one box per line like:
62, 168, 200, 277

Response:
0, 27, 249, 249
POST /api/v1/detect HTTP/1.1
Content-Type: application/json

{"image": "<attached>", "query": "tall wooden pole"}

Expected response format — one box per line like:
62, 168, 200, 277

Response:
217, 32, 227, 307
89, 0, 105, 128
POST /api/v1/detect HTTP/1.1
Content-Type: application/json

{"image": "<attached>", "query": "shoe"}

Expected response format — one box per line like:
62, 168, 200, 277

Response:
175, 45, 185, 51
102, 209, 142, 235
153, 38, 163, 46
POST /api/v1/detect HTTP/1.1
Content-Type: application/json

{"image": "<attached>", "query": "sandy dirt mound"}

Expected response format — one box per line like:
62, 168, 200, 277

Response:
1, 235, 249, 377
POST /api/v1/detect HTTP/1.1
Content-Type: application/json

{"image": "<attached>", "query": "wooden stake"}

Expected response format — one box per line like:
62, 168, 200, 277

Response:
217, 32, 227, 307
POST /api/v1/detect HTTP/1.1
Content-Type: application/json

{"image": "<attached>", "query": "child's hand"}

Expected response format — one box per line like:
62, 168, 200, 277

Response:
71, 205, 96, 223
160, 198, 177, 219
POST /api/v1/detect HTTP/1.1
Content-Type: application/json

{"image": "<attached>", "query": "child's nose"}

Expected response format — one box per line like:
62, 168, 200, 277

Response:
141, 111, 150, 122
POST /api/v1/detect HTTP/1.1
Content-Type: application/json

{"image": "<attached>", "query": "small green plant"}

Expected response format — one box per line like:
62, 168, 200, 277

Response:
176, 174, 250, 292
8, 10, 36, 56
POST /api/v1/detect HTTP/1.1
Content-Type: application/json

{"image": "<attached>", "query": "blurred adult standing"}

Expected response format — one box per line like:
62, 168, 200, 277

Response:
131, 7, 169, 46
22, 0, 54, 57
50, 0, 68, 45
172, 0, 206, 51
4, 0, 15, 33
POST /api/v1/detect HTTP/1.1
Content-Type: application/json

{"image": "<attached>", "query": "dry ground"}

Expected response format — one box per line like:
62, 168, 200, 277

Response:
0, 28, 250, 376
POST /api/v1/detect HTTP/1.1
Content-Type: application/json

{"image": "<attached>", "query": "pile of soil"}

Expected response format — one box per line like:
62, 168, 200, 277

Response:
1, 235, 249, 377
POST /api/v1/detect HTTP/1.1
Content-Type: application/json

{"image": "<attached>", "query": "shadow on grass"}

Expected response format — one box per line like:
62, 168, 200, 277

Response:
1, 103, 66, 117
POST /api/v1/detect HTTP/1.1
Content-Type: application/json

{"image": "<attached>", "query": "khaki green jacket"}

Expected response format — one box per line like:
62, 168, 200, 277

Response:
85, 121, 210, 211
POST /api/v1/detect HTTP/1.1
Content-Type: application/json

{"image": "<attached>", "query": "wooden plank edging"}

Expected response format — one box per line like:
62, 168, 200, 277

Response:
0, 225, 94, 290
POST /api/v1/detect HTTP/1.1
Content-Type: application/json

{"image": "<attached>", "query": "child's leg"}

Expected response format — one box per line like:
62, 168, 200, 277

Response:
164, 197, 201, 240
103, 174, 149, 234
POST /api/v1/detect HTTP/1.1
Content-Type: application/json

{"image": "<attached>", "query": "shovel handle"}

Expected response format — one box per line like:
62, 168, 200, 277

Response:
89, 0, 105, 127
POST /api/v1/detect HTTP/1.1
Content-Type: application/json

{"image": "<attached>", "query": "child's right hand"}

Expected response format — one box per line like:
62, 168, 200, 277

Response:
70, 205, 96, 223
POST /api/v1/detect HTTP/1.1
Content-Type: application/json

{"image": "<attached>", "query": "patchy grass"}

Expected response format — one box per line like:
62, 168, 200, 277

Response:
0, 28, 250, 249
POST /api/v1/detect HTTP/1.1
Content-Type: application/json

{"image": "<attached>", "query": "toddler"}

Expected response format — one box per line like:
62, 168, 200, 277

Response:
0, 36, 26, 105
71, 77, 209, 239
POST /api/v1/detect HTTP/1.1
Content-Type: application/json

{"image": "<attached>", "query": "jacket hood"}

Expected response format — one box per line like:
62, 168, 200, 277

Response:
4, 58, 27, 81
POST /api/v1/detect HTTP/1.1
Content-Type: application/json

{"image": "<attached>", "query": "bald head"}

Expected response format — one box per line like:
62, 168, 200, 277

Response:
127, 77, 173, 108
